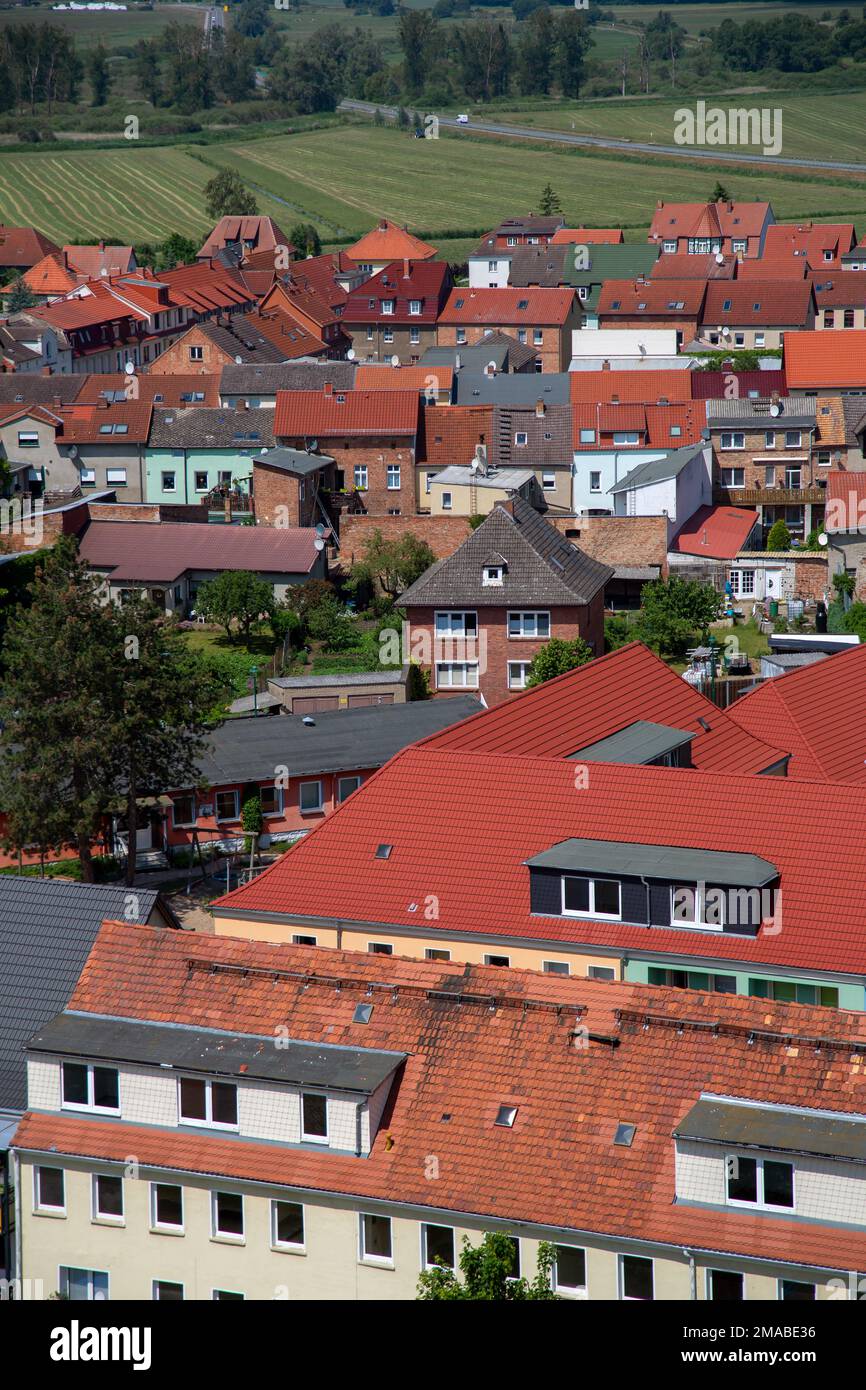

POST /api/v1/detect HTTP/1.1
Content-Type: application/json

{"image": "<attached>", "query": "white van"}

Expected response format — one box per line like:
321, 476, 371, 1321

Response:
457, 113, 469, 125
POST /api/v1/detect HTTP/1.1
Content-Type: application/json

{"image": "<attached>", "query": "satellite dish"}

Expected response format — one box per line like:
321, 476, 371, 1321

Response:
715, 252, 725, 265
770, 403, 781, 417
315, 522, 327, 536
391, 354, 399, 367
347, 348, 356, 360
314, 538, 325, 551
716, 325, 723, 334
69, 444, 78, 458
124, 361, 135, 375
260, 447, 268, 455
819, 532, 828, 546
234, 355, 243, 364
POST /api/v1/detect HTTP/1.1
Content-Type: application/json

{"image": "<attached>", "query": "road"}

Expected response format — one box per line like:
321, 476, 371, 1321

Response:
338, 98, 866, 176
204, 5, 225, 42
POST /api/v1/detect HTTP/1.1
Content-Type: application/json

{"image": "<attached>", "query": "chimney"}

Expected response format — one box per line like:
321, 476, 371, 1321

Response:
41, 366, 52, 376
403, 258, 410, 279
601, 360, 611, 371
484, 361, 495, 378
235, 399, 248, 411
99, 240, 105, 252
324, 380, 333, 395
52, 395, 62, 409
96, 396, 109, 409
535, 398, 545, 417
455, 352, 461, 371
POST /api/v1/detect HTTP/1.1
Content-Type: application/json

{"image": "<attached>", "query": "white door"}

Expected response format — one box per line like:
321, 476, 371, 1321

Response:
765, 569, 783, 599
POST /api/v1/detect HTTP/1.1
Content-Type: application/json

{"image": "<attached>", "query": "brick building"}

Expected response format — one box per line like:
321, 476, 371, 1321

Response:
147, 313, 325, 376
342, 260, 452, 365
437, 288, 580, 372
251, 447, 335, 529
273, 384, 420, 516
399, 496, 611, 704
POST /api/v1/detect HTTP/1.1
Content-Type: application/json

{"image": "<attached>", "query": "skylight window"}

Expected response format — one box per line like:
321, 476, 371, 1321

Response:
375, 843, 393, 860
518, 299, 529, 310
353, 1003, 373, 1025
614, 1123, 636, 1147
495, 1105, 518, 1128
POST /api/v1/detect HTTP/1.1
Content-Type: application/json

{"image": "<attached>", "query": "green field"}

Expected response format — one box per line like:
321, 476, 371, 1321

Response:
488, 88, 866, 164
4, 121, 866, 245
613, 2, 855, 32
0, 1, 204, 49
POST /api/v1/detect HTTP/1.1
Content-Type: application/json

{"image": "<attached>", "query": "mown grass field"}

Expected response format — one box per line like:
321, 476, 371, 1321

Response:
614, 2, 854, 32
0, 1, 204, 49
488, 89, 866, 164
4, 121, 866, 245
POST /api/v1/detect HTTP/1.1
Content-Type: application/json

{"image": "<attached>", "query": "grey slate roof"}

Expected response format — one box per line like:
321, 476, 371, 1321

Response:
526, 838, 778, 887
841, 395, 866, 444
195, 695, 482, 784
399, 496, 613, 608
706, 397, 817, 429
220, 361, 356, 395
454, 371, 572, 407
29, 1013, 405, 1095
421, 331, 537, 374
609, 443, 706, 495
675, 1097, 866, 1163
149, 407, 275, 449
198, 315, 287, 365
0, 376, 84, 405
0, 878, 170, 1114
492, 403, 572, 469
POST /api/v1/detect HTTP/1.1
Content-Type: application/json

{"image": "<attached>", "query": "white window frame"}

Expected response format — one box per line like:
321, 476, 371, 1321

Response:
299, 780, 323, 814
456, 328, 466, 345
533, 329, 543, 346
17, 429, 40, 448
441, 491, 452, 510
194, 471, 209, 493
301, 1091, 329, 1144
484, 953, 511, 967
150, 1182, 184, 1234
721, 467, 745, 488
729, 569, 755, 597
435, 610, 477, 638
612, 431, 639, 446
765, 431, 776, 449
507, 661, 530, 690
671, 884, 725, 931
61, 1061, 120, 1115
421, 1223, 456, 1271
214, 789, 239, 823
105, 468, 127, 486
381, 299, 394, 316
508, 610, 550, 639
580, 429, 596, 444
359, 1212, 394, 1266
561, 875, 622, 921
211, 1191, 245, 1243
34, 1166, 65, 1214
726, 1154, 795, 1213
354, 464, 368, 490
386, 464, 401, 490
435, 662, 479, 689
482, 565, 503, 586
720, 432, 745, 450
541, 471, 556, 491
161, 470, 177, 493
91, 1172, 124, 1225
663, 240, 677, 253
785, 430, 802, 448
543, 960, 570, 976
409, 299, 422, 316
554, 1244, 588, 1297
80, 468, 97, 486
619, 1253, 654, 1300
589, 471, 601, 492
515, 431, 527, 447
178, 1076, 238, 1131
189, 345, 204, 361
271, 1199, 305, 1252
337, 775, 361, 802
260, 784, 283, 817
705, 1268, 745, 1301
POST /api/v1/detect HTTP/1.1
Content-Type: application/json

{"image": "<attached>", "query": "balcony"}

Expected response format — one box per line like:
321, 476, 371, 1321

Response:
714, 485, 826, 506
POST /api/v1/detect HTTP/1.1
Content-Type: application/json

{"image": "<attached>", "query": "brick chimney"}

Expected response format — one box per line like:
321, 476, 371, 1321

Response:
402, 258, 410, 279
96, 396, 109, 409
324, 380, 333, 396
535, 398, 545, 417
601, 360, 611, 371
235, 399, 248, 411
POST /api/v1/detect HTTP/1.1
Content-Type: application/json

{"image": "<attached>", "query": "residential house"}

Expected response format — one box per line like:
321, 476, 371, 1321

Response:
648, 199, 774, 258
196, 216, 296, 264
570, 327, 688, 371
812, 271, 866, 331
761, 221, 857, 273
251, 447, 335, 529
452, 369, 570, 407
649, 253, 737, 280
273, 385, 420, 516
572, 401, 705, 515
698, 281, 816, 351
705, 395, 837, 541
466, 242, 571, 290
0, 878, 177, 1280
550, 226, 625, 245
146, 312, 324, 377
398, 496, 611, 703
258, 274, 351, 359
482, 215, 565, 248
0, 224, 58, 273
427, 461, 545, 517
566, 244, 660, 325
34, 289, 151, 375
76, 372, 221, 409
77, 518, 327, 614
144, 406, 276, 506
162, 696, 481, 854
486, 399, 573, 511
437, 287, 580, 372
342, 260, 452, 365
417, 403, 493, 506
0, 313, 71, 374
19, 919, 866, 1300
569, 368, 693, 406
596, 279, 706, 345
23, 245, 137, 303
219, 361, 357, 409
690, 368, 788, 401
421, 332, 538, 376
607, 443, 713, 545
668, 504, 762, 576
0, 398, 153, 502
343, 219, 437, 276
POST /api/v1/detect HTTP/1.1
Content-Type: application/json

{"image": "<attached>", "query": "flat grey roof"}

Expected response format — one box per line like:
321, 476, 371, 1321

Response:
270, 668, 408, 690
29, 1012, 405, 1095
253, 447, 334, 477
526, 838, 778, 887
675, 1098, 866, 1163
570, 720, 695, 766
454, 372, 572, 406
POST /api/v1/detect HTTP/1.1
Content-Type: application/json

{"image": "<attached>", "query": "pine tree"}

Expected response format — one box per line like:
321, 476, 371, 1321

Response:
538, 182, 563, 216
5, 277, 37, 312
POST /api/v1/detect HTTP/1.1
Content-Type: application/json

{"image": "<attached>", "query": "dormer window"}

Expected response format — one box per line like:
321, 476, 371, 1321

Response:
301, 1092, 328, 1144
514, 431, 527, 446
61, 1061, 119, 1114
671, 883, 725, 930
381, 299, 394, 315
727, 1155, 794, 1211
562, 875, 621, 920
482, 565, 503, 586
409, 299, 421, 315
179, 1077, 238, 1130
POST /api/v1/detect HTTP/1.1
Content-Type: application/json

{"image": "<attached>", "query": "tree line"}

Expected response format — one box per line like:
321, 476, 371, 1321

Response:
712, 10, 866, 72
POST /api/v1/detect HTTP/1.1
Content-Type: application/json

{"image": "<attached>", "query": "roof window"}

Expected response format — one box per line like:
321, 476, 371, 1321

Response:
495, 1105, 518, 1128
375, 843, 393, 860
614, 1123, 636, 1147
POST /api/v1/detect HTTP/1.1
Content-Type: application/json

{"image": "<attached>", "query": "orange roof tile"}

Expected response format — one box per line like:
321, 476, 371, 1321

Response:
346, 218, 437, 264
439, 287, 575, 325
550, 227, 624, 245
274, 388, 420, 438
671, 504, 760, 559
569, 370, 692, 405
784, 330, 866, 389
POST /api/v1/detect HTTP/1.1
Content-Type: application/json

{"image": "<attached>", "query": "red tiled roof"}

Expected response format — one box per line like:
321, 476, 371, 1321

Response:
141, 263, 252, 314
703, 281, 814, 326
344, 260, 450, 326
37, 289, 148, 331
597, 279, 706, 316
671, 504, 760, 560
649, 254, 736, 280
728, 644, 866, 784
22, 253, 81, 297
15, 920, 866, 1271
571, 402, 704, 449
55, 401, 153, 443
762, 222, 856, 270
690, 369, 787, 399
214, 744, 866, 976
810, 270, 866, 308
242, 309, 326, 359
345, 218, 437, 264
420, 641, 783, 772
197, 216, 295, 261
0, 223, 59, 268
784, 330, 866, 389
74, 373, 221, 407
274, 389, 419, 438
78, 520, 321, 582
439, 287, 575, 325
419, 403, 493, 466
356, 364, 453, 392
826, 469, 866, 530
649, 201, 770, 243
64, 245, 135, 279
569, 370, 692, 405
550, 227, 624, 245
735, 257, 807, 281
